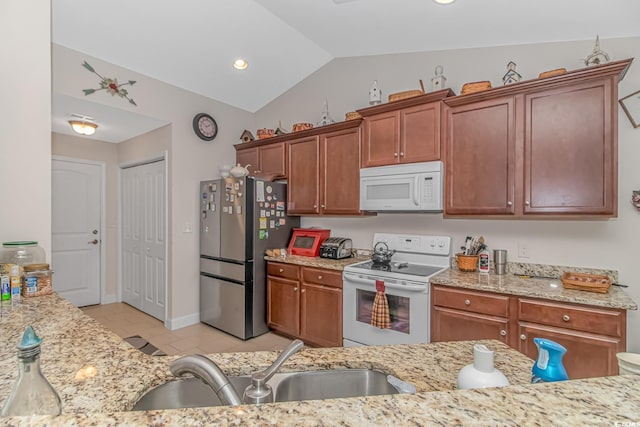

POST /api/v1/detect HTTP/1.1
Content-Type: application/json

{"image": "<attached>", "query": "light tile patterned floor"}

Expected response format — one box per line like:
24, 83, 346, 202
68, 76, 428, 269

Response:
81, 303, 293, 355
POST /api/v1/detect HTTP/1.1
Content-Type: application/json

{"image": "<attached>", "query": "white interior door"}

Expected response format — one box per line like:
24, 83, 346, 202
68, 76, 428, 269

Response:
121, 160, 166, 321
51, 158, 102, 307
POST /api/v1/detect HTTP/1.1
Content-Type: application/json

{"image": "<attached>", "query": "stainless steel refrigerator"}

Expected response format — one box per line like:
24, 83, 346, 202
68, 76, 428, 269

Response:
199, 177, 299, 339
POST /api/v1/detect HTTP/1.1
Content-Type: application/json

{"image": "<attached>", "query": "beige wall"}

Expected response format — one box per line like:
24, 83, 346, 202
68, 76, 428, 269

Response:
256, 37, 640, 352
0, 1, 51, 255
52, 133, 120, 298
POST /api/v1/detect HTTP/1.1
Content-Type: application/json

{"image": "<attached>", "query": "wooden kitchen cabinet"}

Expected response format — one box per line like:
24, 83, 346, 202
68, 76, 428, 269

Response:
430, 284, 627, 379
358, 89, 454, 168
267, 262, 343, 347
287, 120, 362, 216
235, 141, 286, 179
443, 59, 632, 218
431, 285, 510, 344
516, 297, 626, 379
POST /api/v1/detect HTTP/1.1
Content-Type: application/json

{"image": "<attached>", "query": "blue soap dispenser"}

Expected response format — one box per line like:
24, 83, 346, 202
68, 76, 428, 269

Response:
531, 338, 569, 383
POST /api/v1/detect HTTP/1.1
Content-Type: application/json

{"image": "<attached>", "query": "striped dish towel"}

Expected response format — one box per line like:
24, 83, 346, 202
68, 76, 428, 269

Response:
371, 280, 391, 329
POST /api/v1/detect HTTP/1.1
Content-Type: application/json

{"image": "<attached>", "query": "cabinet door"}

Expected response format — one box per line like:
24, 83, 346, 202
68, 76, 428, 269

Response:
300, 282, 342, 347
518, 322, 622, 379
267, 276, 300, 337
524, 79, 615, 215
444, 97, 517, 215
321, 127, 362, 215
361, 111, 400, 167
259, 142, 286, 178
236, 147, 259, 175
400, 102, 441, 163
431, 306, 509, 344
287, 136, 320, 215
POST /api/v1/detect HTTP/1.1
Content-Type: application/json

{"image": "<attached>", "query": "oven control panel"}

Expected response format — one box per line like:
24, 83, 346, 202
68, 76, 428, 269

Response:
372, 233, 451, 256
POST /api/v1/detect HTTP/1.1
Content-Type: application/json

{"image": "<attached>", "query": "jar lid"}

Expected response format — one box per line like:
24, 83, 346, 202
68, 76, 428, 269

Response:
23, 263, 49, 271
2, 241, 38, 247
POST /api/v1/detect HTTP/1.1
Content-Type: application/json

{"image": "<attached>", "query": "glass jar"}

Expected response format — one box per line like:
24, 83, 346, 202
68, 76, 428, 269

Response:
1, 241, 46, 266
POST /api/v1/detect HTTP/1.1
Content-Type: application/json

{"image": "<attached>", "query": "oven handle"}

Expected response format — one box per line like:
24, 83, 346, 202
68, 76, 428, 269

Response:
343, 273, 427, 292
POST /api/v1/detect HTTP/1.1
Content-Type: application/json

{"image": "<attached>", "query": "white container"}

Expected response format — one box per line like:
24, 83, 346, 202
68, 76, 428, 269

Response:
457, 344, 510, 389
616, 352, 640, 375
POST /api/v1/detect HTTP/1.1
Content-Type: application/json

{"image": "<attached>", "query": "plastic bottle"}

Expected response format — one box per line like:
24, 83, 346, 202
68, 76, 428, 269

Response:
1, 326, 62, 416
478, 247, 490, 274
531, 338, 569, 383
457, 344, 510, 389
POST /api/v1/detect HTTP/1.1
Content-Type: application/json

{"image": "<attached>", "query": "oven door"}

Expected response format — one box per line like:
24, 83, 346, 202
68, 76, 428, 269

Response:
342, 270, 430, 346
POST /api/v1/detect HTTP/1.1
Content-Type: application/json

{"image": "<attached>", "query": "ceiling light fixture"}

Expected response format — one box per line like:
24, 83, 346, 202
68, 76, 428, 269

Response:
233, 59, 248, 70
69, 119, 98, 136
433, 0, 456, 4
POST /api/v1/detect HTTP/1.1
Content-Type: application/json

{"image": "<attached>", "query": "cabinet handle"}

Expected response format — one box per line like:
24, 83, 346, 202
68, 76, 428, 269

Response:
500, 330, 507, 336
525, 201, 530, 206
394, 152, 398, 157
464, 299, 471, 306
520, 334, 527, 341
562, 314, 570, 322
507, 201, 513, 206
318, 275, 323, 280
294, 287, 298, 291
279, 268, 284, 273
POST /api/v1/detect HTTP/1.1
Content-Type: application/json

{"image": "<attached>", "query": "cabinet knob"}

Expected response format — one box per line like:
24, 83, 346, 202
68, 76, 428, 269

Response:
400, 152, 404, 157
562, 314, 570, 322
294, 287, 298, 291
507, 201, 513, 206
525, 201, 530, 206
313, 204, 318, 208
394, 152, 398, 157
321, 205, 325, 208
520, 334, 527, 341
464, 299, 471, 306
318, 275, 323, 280
500, 330, 507, 336
279, 268, 284, 273
301, 289, 305, 293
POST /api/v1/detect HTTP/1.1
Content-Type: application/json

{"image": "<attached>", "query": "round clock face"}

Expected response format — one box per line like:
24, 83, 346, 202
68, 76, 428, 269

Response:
193, 113, 218, 141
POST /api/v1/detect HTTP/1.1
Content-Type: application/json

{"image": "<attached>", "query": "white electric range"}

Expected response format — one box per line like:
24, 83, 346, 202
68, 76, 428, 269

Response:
342, 233, 451, 347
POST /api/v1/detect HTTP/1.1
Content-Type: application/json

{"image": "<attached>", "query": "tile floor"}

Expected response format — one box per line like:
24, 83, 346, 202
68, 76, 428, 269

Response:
81, 302, 293, 355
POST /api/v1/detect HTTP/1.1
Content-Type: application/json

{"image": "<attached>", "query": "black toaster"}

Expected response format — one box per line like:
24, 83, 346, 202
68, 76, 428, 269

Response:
319, 237, 353, 260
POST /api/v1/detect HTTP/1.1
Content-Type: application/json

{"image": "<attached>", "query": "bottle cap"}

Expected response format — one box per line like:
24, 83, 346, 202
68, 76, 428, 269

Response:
473, 344, 494, 373
17, 326, 42, 357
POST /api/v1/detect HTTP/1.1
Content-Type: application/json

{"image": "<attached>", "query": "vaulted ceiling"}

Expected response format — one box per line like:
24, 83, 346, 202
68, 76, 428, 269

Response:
51, 0, 640, 141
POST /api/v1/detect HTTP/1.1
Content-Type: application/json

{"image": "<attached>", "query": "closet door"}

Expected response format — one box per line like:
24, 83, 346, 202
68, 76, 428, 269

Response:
121, 160, 166, 321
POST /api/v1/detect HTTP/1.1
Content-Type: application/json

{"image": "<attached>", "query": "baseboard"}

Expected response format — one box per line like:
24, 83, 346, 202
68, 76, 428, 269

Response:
101, 294, 117, 305
165, 312, 200, 331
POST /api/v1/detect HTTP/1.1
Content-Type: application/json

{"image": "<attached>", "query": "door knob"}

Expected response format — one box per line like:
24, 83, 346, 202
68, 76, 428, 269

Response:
88, 239, 99, 245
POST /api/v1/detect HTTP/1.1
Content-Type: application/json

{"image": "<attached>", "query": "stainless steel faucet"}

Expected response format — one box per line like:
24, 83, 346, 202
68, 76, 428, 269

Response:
243, 339, 304, 404
170, 354, 242, 406
169, 339, 304, 406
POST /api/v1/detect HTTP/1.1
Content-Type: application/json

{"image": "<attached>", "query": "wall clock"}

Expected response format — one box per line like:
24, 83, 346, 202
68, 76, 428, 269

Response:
193, 113, 218, 141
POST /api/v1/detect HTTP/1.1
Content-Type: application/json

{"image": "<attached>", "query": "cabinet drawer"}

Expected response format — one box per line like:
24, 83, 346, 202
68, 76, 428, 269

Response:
267, 262, 299, 280
302, 267, 342, 289
431, 285, 509, 317
518, 298, 623, 337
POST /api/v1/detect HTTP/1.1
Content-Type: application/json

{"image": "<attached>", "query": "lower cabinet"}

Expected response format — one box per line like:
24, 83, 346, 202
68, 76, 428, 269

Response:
267, 262, 343, 347
431, 284, 626, 379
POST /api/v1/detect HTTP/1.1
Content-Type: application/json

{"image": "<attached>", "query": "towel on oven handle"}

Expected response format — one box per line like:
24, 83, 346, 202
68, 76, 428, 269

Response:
371, 280, 391, 329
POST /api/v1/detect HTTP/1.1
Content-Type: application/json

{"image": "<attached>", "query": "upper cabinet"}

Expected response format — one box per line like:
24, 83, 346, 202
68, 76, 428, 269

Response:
287, 120, 363, 216
357, 89, 454, 168
235, 140, 286, 179
443, 59, 632, 218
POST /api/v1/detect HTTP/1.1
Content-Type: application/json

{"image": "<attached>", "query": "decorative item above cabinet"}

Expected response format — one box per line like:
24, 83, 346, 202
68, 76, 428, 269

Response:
442, 58, 633, 219
357, 89, 455, 168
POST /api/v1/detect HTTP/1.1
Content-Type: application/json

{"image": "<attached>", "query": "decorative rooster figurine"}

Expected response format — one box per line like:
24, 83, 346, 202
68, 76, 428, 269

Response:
81, 61, 137, 106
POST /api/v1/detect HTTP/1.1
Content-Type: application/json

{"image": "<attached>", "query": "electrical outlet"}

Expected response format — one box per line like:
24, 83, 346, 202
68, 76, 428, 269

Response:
518, 242, 530, 258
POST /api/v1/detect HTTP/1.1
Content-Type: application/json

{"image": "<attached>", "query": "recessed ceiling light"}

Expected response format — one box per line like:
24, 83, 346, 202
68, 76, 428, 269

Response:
233, 59, 248, 70
434, 0, 455, 4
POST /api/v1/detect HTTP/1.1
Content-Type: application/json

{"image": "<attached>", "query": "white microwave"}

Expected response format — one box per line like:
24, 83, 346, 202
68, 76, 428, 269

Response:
359, 161, 443, 212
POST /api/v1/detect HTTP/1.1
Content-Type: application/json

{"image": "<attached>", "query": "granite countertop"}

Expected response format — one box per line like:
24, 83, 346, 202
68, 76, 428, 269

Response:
431, 269, 638, 310
264, 254, 368, 271
1, 294, 640, 426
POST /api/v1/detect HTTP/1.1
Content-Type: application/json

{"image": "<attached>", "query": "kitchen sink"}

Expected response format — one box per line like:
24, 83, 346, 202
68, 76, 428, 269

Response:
131, 369, 405, 411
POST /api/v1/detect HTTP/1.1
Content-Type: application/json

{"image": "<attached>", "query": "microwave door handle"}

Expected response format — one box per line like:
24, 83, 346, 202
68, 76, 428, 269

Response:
344, 274, 426, 292
413, 176, 420, 206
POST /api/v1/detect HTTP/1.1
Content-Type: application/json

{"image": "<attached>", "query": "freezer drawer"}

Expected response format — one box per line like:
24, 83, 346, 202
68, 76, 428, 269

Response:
200, 274, 248, 339
200, 257, 246, 282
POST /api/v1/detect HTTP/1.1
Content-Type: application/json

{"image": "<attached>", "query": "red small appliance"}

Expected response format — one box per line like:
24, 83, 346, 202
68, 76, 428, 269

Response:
288, 228, 331, 257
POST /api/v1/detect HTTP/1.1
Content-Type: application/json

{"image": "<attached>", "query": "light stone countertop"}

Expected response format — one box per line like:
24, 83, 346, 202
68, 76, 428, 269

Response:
431, 269, 638, 310
0, 294, 639, 426
264, 254, 368, 271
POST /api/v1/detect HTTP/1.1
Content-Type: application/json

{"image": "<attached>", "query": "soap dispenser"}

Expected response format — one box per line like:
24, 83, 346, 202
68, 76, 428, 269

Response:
1, 326, 62, 416
457, 344, 510, 389
531, 338, 569, 383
